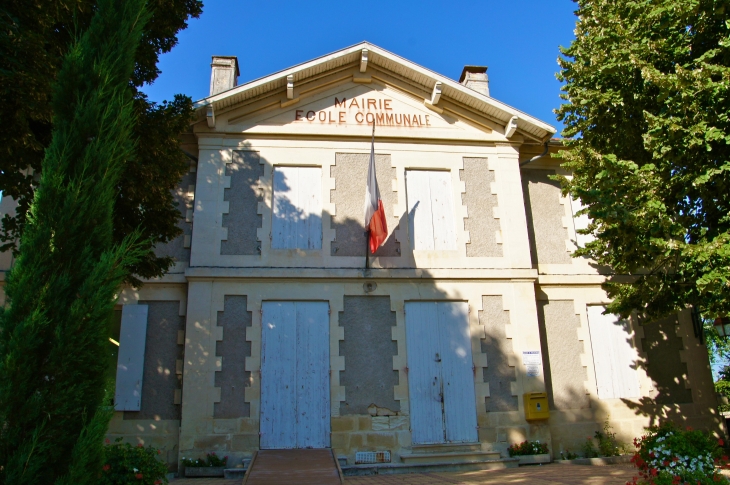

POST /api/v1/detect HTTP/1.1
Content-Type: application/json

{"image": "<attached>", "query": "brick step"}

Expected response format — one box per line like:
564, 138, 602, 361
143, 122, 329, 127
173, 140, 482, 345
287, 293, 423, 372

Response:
411, 442, 482, 454
341, 457, 518, 476
400, 450, 502, 465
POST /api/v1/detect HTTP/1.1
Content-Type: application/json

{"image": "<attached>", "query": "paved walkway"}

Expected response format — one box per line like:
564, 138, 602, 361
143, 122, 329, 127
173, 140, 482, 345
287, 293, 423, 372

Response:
170, 464, 637, 485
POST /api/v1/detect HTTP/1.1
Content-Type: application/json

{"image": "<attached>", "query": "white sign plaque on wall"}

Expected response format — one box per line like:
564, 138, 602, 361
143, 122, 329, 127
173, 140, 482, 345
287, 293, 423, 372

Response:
522, 350, 542, 377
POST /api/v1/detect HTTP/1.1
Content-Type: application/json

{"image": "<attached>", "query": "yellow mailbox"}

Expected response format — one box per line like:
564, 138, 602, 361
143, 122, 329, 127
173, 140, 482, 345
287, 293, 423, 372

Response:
523, 392, 550, 421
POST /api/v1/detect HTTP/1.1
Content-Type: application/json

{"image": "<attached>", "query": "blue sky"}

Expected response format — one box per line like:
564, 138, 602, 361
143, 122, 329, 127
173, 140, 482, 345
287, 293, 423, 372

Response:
142, 0, 578, 134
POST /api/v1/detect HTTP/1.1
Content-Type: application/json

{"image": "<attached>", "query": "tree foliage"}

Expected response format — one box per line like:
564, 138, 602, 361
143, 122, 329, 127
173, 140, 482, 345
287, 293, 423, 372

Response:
0, 0, 150, 482
0, 0, 203, 284
556, 0, 730, 321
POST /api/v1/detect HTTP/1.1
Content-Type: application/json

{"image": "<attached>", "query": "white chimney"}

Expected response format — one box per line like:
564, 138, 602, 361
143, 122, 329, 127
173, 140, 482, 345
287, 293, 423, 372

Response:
459, 65, 489, 97
209, 56, 239, 96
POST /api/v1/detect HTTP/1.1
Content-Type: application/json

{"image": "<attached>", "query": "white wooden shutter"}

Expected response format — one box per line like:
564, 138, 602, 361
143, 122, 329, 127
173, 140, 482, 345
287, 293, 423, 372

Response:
587, 306, 640, 399
429, 172, 457, 250
114, 304, 149, 411
294, 302, 330, 448
406, 171, 434, 250
405, 302, 445, 444
438, 302, 478, 443
260, 302, 298, 449
406, 170, 456, 250
570, 196, 594, 248
272, 166, 322, 250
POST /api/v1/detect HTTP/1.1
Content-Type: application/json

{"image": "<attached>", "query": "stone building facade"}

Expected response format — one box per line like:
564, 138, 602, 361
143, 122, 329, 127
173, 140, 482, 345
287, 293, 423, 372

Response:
0, 42, 721, 472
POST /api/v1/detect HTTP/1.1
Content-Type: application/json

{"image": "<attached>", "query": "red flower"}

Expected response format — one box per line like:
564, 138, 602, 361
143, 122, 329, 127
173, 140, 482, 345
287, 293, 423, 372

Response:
155, 481, 162, 485
105, 439, 110, 444
137, 444, 143, 448
650, 468, 658, 476
719, 439, 725, 446
663, 460, 669, 466
723, 455, 729, 461
686, 426, 693, 431
157, 450, 161, 455
102, 464, 110, 472
135, 473, 143, 479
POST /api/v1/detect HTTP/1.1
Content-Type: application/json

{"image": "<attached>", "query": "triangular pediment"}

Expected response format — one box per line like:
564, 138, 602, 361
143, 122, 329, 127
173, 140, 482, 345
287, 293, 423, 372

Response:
221, 81, 496, 141
195, 42, 556, 142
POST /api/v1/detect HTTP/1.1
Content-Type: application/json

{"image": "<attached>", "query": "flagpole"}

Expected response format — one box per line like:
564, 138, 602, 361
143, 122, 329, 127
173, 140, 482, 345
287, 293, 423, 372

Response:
365, 120, 375, 271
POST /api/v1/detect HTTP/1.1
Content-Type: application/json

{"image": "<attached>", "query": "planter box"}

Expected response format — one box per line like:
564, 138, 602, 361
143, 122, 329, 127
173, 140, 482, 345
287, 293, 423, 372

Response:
184, 466, 225, 477
554, 455, 632, 466
516, 454, 551, 465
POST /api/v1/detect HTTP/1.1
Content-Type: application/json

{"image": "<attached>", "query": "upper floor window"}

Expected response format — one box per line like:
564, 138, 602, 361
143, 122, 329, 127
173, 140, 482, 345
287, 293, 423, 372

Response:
272, 166, 322, 249
406, 170, 456, 250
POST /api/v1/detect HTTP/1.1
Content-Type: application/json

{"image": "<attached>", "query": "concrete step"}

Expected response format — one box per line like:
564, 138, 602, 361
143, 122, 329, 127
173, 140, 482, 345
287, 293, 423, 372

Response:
411, 442, 482, 454
400, 450, 502, 465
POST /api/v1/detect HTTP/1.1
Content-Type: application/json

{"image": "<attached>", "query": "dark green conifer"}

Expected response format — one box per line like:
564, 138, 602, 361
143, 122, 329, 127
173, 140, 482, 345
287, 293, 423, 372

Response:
0, 0, 149, 483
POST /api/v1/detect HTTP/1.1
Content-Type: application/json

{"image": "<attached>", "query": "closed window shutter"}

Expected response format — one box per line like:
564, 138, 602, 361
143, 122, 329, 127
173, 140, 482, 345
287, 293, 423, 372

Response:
406, 170, 456, 250
114, 304, 149, 411
272, 166, 322, 249
586, 306, 640, 400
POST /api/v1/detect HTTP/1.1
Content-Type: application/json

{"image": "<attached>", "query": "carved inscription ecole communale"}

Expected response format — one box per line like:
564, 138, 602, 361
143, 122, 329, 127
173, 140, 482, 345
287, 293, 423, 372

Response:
294, 97, 432, 127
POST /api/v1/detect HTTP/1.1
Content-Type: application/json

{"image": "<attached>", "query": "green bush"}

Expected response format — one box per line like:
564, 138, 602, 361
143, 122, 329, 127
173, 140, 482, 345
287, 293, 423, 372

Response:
560, 450, 579, 460
582, 436, 599, 458
181, 452, 228, 467
595, 419, 621, 457
507, 440, 549, 456
629, 422, 730, 485
100, 439, 168, 485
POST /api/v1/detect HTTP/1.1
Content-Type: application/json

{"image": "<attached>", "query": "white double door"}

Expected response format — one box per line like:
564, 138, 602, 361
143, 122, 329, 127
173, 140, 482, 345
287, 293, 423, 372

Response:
406, 302, 478, 444
260, 301, 330, 449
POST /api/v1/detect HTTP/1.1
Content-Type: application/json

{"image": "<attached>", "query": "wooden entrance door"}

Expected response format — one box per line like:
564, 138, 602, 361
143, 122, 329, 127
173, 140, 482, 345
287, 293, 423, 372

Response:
405, 301, 478, 444
260, 301, 330, 449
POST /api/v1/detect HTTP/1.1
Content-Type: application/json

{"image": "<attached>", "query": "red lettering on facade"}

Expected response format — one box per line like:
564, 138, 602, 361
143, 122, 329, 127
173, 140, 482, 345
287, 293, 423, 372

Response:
335, 97, 347, 108
355, 112, 364, 123
349, 99, 360, 109
306, 110, 316, 121
339, 111, 346, 122
295, 110, 304, 121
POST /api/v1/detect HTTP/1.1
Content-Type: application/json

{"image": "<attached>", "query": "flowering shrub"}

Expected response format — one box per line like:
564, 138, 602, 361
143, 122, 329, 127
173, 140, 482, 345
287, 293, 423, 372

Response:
508, 440, 549, 456
628, 422, 730, 485
181, 452, 228, 468
100, 438, 168, 485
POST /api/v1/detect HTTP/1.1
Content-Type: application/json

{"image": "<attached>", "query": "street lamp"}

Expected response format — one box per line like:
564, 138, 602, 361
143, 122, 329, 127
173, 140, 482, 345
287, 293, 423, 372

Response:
714, 317, 730, 338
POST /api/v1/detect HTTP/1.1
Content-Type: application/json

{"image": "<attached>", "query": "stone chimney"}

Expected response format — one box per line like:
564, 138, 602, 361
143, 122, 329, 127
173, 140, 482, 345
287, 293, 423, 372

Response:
209, 56, 239, 96
459, 65, 489, 97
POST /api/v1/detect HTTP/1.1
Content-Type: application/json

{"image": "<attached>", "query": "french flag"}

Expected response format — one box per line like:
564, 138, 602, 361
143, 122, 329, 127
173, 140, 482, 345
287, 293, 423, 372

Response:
364, 123, 388, 253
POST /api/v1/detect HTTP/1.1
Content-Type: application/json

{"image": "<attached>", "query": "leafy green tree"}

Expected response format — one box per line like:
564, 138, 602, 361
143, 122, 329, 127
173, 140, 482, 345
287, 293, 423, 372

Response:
556, 0, 730, 321
714, 366, 730, 413
0, 0, 203, 284
0, 0, 151, 482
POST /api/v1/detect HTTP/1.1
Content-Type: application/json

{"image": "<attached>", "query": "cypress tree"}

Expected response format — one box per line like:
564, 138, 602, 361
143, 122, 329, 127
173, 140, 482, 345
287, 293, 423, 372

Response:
0, 0, 149, 483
